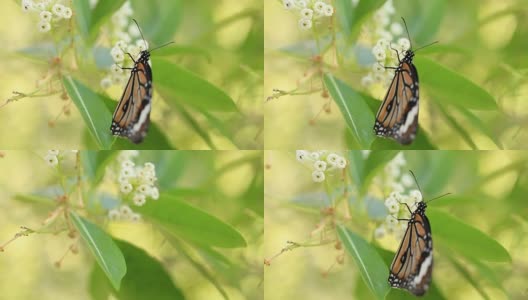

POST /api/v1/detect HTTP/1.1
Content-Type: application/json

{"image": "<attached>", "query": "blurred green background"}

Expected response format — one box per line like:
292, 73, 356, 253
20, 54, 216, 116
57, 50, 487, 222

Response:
264, 150, 528, 299
0, 150, 263, 300
0, 0, 263, 149
264, 0, 528, 150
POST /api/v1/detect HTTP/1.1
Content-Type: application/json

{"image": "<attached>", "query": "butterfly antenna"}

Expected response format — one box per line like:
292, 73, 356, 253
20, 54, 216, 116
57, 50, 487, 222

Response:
426, 192, 451, 204
132, 19, 147, 48
401, 17, 413, 50
149, 41, 175, 53
414, 41, 439, 53
409, 170, 424, 199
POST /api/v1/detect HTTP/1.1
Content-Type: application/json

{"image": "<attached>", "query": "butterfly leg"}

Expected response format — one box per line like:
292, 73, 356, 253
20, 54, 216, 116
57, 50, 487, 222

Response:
389, 43, 401, 63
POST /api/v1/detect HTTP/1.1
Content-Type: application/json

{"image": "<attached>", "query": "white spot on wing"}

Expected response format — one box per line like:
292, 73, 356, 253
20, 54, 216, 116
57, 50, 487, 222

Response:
398, 104, 418, 135
412, 254, 432, 286
131, 103, 151, 133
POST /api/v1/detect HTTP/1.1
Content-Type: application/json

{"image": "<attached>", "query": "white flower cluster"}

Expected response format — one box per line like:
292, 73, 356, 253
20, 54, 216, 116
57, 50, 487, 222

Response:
43, 150, 78, 167
100, 2, 149, 90
282, 0, 334, 30
21, 0, 72, 33
371, 152, 423, 240
360, 0, 411, 88
296, 150, 347, 183
107, 151, 159, 222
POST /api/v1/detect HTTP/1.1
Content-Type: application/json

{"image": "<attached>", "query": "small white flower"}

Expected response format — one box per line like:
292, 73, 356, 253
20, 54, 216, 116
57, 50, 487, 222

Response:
62, 7, 72, 19
361, 74, 374, 87
37, 21, 51, 33
133, 193, 146, 206
47, 150, 59, 156
393, 153, 406, 166
136, 40, 149, 52
298, 18, 312, 30
390, 191, 402, 202
118, 174, 129, 184
296, 0, 307, 8
111, 47, 125, 62
296, 150, 309, 162
120, 182, 133, 194
313, 160, 327, 171
144, 162, 155, 171
127, 45, 140, 59
111, 64, 123, 74
314, 1, 326, 13
374, 226, 386, 239
22, 0, 33, 12
391, 182, 405, 193
388, 202, 399, 214
373, 10, 390, 26
130, 213, 141, 222
120, 167, 135, 178
384, 196, 397, 208
100, 76, 112, 89
108, 209, 120, 221
137, 184, 151, 195
326, 153, 339, 165
44, 154, 58, 167
309, 152, 320, 160
372, 45, 386, 61
312, 170, 325, 182
390, 23, 403, 36
120, 2, 133, 16
121, 160, 135, 169
300, 8, 313, 19
410, 190, 423, 202
116, 31, 132, 43
119, 205, 132, 216
40, 11, 52, 22
382, 0, 396, 14
128, 23, 140, 37
385, 215, 398, 227
35, 2, 46, 11
372, 64, 385, 73
336, 157, 347, 169
115, 40, 127, 50
401, 173, 414, 187
283, 0, 294, 10
376, 38, 390, 49
398, 38, 411, 51
52, 4, 64, 18
323, 4, 334, 16
150, 187, 159, 200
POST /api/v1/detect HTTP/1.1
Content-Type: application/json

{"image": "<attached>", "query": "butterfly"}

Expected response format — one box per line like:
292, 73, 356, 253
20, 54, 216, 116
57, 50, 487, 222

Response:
110, 19, 173, 144
373, 18, 436, 145
388, 171, 449, 296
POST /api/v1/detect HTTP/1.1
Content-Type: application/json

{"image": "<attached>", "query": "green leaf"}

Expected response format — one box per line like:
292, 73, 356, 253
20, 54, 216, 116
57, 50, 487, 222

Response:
129, 0, 183, 46
446, 255, 491, 300
410, 0, 446, 45
361, 151, 399, 193
89, 0, 127, 42
436, 103, 477, 149
416, 57, 497, 110
452, 105, 503, 149
13, 194, 55, 207
335, 0, 385, 40
114, 240, 185, 300
153, 45, 211, 62
324, 73, 375, 148
89, 241, 185, 300
135, 193, 247, 248
63, 77, 113, 149
72, 0, 91, 37
337, 225, 390, 300
70, 212, 126, 290
81, 151, 117, 187
428, 208, 511, 263
348, 151, 366, 187
153, 57, 238, 113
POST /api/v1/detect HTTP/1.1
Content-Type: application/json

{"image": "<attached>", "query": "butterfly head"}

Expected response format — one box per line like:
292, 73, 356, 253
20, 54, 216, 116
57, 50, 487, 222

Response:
403, 49, 415, 62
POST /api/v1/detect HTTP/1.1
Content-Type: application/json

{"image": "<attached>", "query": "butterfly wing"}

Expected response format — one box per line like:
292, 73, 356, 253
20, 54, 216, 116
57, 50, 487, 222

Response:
388, 206, 433, 296
110, 54, 153, 144
374, 59, 419, 145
